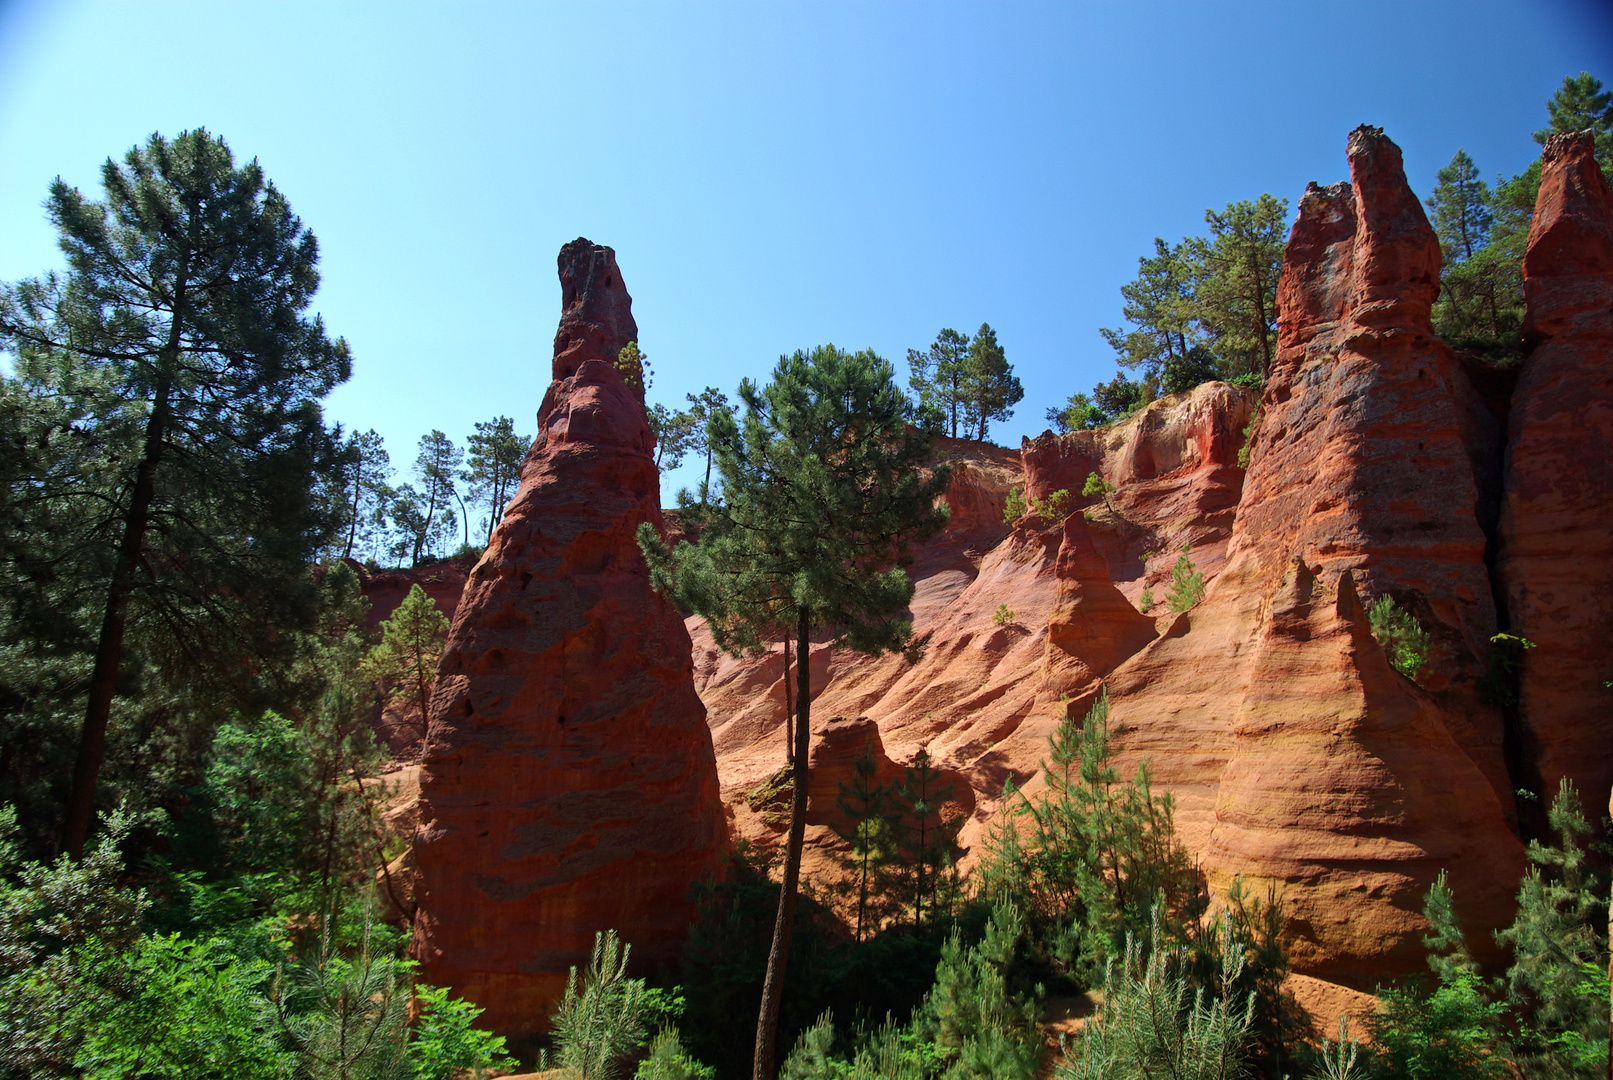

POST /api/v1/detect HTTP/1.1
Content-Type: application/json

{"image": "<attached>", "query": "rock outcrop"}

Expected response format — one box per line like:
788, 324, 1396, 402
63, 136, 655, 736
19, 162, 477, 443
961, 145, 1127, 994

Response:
409, 240, 725, 1042
1100, 126, 1525, 981
1498, 131, 1613, 813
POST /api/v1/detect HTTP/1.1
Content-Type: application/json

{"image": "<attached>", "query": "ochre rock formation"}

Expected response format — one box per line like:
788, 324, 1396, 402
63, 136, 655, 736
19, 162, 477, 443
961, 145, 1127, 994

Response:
1498, 130, 1613, 811
1041, 511, 1157, 698
355, 558, 470, 633
1100, 126, 1524, 981
409, 240, 724, 1042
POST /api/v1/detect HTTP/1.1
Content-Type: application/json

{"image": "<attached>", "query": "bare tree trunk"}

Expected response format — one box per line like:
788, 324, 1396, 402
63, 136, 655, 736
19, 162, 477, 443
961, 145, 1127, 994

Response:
753, 607, 812, 1080
782, 633, 793, 764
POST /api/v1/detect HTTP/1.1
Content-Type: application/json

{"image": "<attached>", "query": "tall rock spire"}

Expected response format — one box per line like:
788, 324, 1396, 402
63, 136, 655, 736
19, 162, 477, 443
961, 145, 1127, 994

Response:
1498, 131, 1613, 813
409, 239, 725, 1042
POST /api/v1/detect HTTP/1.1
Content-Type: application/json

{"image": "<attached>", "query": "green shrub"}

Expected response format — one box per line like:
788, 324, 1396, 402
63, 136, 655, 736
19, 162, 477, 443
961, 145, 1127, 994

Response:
637, 1027, 715, 1080
1138, 588, 1154, 614
410, 984, 512, 1080
992, 604, 1016, 628
1003, 486, 1027, 524
1165, 544, 1205, 614
1306, 1017, 1366, 1080
1039, 489, 1074, 523
1366, 596, 1430, 680
1056, 909, 1256, 1080
1082, 472, 1117, 514
552, 929, 652, 1080
1237, 403, 1260, 469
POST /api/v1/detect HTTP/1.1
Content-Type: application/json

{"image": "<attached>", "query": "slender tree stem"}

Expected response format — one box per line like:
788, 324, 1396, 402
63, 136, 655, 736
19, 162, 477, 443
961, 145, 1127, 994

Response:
753, 606, 812, 1080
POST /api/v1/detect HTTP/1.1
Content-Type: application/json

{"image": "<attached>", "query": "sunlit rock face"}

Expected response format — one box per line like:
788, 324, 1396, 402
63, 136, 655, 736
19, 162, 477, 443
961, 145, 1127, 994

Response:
1498, 129, 1613, 814
409, 239, 724, 1042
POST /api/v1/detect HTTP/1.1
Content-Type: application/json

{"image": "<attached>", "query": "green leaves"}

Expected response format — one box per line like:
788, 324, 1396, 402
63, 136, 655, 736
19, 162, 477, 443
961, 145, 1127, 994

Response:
1367, 595, 1430, 680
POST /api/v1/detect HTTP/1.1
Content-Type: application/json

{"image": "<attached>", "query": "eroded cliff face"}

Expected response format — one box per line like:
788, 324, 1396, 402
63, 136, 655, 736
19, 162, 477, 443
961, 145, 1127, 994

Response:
1101, 128, 1526, 982
1498, 130, 1613, 812
408, 240, 724, 1041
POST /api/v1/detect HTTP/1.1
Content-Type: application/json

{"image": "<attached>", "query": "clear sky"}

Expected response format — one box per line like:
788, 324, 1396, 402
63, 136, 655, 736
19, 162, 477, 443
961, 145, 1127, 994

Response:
2, 1, 1609, 501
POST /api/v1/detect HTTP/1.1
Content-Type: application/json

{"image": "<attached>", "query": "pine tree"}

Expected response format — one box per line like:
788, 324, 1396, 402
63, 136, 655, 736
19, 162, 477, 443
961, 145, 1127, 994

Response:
906, 328, 974, 438
359, 584, 449, 752
1535, 71, 1613, 175
1101, 239, 1204, 388
1189, 195, 1287, 382
339, 430, 394, 563
637, 344, 951, 1080
463, 416, 529, 545
411, 431, 465, 560
648, 403, 698, 472
0, 129, 352, 858
552, 930, 651, 1080
1165, 543, 1205, 614
683, 387, 731, 501
963, 323, 1023, 442
890, 747, 960, 929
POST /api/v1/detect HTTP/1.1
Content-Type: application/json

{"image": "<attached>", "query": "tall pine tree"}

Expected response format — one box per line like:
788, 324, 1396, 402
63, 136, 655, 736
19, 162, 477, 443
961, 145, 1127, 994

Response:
637, 344, 951, 1080
0, 129, 351, 858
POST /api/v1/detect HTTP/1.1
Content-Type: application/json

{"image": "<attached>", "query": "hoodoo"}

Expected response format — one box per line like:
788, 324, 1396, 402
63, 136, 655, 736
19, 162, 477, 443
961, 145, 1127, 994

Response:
1100, 126, 1526, 983
1498, 129, 1613, 813
408, 240, 725, 1041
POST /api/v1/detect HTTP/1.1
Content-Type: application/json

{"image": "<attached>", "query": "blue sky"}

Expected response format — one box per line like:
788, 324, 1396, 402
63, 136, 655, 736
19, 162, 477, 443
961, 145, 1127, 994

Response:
1, 1, 1609, 501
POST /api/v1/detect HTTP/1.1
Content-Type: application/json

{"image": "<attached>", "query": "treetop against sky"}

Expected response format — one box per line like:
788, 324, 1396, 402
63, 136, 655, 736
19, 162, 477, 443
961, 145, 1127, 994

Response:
1, 0, 1608, 498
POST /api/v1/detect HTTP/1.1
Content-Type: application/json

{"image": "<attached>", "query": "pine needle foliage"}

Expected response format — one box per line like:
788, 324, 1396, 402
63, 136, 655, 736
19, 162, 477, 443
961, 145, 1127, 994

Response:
1165, 544, 1205, 614
266, 918, 411, 1080
552, 929, 651, 1080
1056, 909, 1257, 1080
1367, 596, 1431, 680
359, 584, 450, 751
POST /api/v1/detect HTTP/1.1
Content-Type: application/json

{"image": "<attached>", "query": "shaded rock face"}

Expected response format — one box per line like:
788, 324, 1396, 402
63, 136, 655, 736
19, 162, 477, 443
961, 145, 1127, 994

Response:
409, 240, 725, 1041
1499, 131, 1613, 810
1041, 511, 1157, 698
1099, 126, 1525, 982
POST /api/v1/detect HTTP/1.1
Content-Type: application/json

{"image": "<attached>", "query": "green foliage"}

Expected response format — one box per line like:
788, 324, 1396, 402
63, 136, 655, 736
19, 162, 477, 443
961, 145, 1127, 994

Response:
888, 748, 965, 931
1368, 971, 1509, 1080
979, 689, 1195, 979
1045, 392, 1107, 433
649, 402, 700, 472
1166, 544, 1205, 614
1057, 910, 1257, 1080
1237, 403, 1260, 469
398, 430, 464, 565
1081, 472, 1115, 501
410, 985, 512, 1080
638, 1026, 716, 1080
1480, 631, 1536, 708
1101, 196, 1287, 388
992, 604, 1016, 628
1003, 486, 1027, 524
745, 764, 796, 828
918, 901, 1042, 1080
553, 929, 652, 1080
1306, 1017, 1367, 1080
360, 584, 450, 751
1138, 588, 1154, 614
0, 128, 353, 856
962, 323, 1024, 443
616, 341, 654, 398
1495, 780, 1609, 1076
267, 918, 410, 1080
1535, 72, 1613, 174
1367, 596, 1431, 680
682, 386, 734, 501
908, 325, 1023, 441
463, 415, 529, 546
1039, 489, 1075, 523
337, 429, 396, 563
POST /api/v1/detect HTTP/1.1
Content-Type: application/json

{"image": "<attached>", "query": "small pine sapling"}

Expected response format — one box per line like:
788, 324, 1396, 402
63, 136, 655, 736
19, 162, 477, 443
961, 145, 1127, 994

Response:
1165, 543, 1205, 614
614, 341, 653, 399
1082, 471, 1117, 513
1003, 485, 1027, 524
1366, 595, 1431, 680
552, 930, 651, 1080
1039, 488, 1075, 523
1138, 588, 1154, 614
992, 604, 1016, 627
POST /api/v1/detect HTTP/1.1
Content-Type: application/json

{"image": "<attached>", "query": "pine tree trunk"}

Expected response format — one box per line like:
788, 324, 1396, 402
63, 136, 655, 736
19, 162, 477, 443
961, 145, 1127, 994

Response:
62, 377, 173, 859
753, 607, 812, 1080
